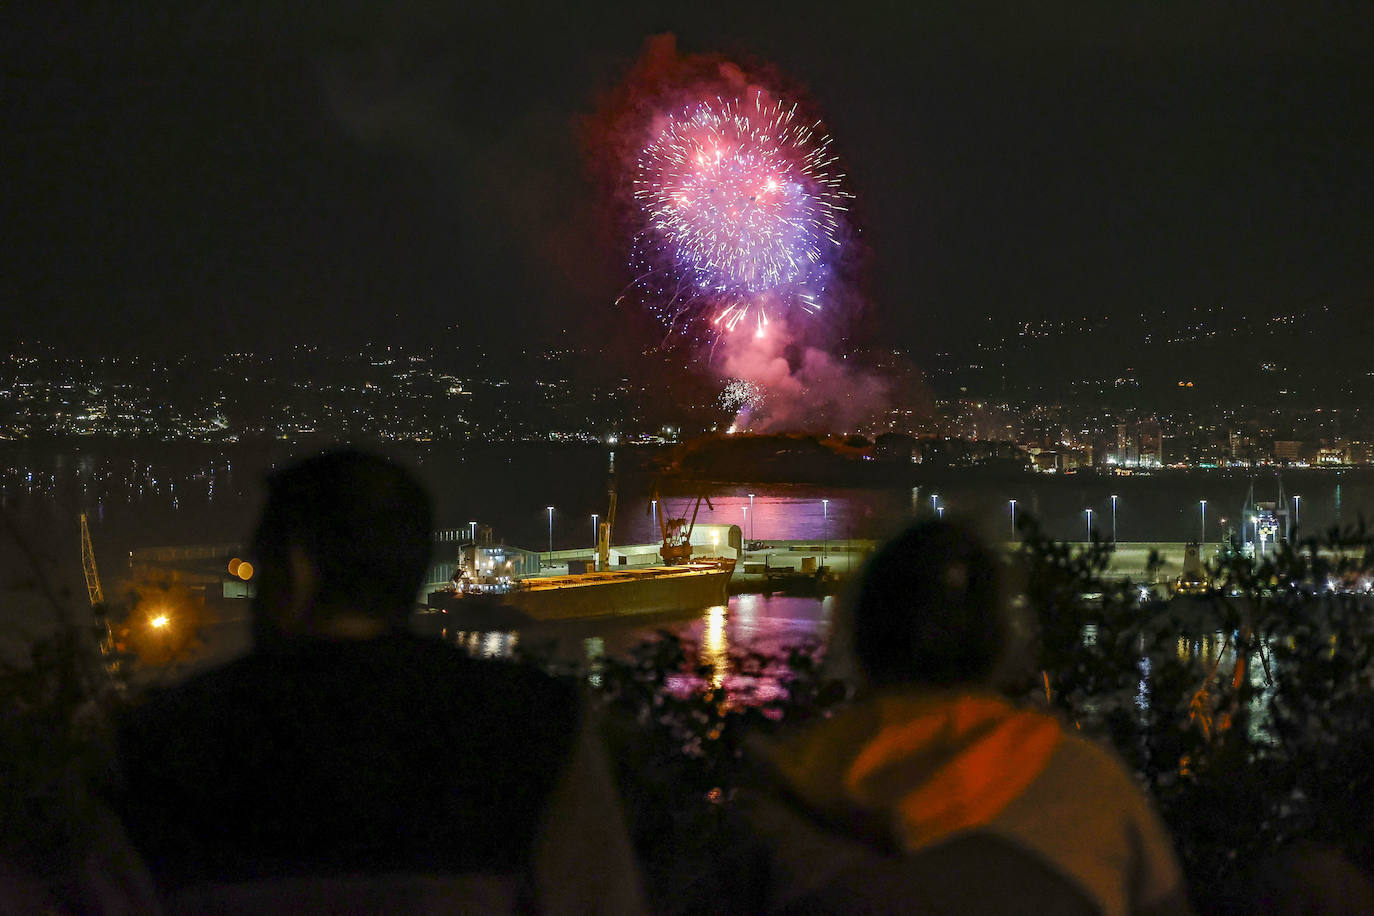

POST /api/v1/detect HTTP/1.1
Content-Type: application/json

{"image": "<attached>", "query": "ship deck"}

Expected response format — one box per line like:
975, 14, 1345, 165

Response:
516, 562, 729, 592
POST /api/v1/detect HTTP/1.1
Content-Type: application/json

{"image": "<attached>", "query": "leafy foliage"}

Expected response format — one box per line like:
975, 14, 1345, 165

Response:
585, 633, 846, 913
1014, 516, 1374, 911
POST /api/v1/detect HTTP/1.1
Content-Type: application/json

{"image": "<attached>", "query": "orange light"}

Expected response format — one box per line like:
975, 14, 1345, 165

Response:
150, 614, 169, 629
237, 561, 254, 581
228, 557, 242, 576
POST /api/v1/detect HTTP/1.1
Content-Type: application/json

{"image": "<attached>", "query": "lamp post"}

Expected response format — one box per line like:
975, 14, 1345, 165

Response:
822, 499, 829, 568
1293, 495, 1300, 528
741, 506, 748, 545
1110, 495, 1118, 543
1200, 499, 1207, 545
650, 499, 658, 538
546, 506, 554, 567
748, 493, 755, 542
931, 494, 939, 515
1085, 508, 1093, 541
1009, 499, 1017, 540
469, 520, 476, 543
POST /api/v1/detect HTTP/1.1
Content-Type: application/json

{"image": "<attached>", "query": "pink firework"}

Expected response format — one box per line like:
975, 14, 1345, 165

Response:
627, 90, 853, 338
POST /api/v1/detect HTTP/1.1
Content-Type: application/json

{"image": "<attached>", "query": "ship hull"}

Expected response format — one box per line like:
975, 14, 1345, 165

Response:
430, 562, 733, 624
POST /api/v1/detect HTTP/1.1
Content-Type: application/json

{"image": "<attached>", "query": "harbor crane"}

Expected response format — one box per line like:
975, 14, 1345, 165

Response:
597, 473, 617, 572
653, 488, 714, 566
80, 512, 104, 607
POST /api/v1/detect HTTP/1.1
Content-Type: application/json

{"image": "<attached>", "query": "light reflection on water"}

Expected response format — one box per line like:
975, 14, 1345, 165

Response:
442, 594, 833, 695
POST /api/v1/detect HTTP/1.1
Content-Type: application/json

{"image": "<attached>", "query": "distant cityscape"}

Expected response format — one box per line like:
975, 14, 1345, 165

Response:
5, 308, 1374, 474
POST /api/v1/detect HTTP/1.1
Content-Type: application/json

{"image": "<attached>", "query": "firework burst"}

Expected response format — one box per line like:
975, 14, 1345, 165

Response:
718, 377, 766, 413
625, 90, 853, 340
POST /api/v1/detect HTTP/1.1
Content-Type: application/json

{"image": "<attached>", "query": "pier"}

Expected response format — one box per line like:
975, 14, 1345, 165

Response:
426, 535, 1224, 598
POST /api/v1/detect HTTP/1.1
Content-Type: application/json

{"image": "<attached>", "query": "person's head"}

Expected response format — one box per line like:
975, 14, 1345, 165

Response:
850, 519, 1008, 689
251, 450, 432, 644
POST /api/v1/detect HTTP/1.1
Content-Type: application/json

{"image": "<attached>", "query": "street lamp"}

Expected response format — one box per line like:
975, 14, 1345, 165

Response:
748, 493, 755, 542
931, 494, 939, 515
469, 520, 476, 543
651, 499, 658, 538
1199, 499, 1207, 545
741, 506, 748, 544
546, 506, 554, 567
1110, 495, 1118, 543
1293, 495, 1301, 528
822, 498, 829, 568
1085, 508, 1093, 541
1009, 499, 1017, 540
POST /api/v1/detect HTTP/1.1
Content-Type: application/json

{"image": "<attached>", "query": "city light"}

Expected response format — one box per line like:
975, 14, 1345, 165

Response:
1110, 495, 1118, 543
1009, 499, 1017, 540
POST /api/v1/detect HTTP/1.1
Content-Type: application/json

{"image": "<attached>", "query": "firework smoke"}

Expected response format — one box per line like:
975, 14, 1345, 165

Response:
718, 316, 886, 432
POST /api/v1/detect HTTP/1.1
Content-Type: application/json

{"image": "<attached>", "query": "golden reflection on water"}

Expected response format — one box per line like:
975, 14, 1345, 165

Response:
1175, 632, 1235, 668
703, 605, 728, 687
452, 630, 519, 658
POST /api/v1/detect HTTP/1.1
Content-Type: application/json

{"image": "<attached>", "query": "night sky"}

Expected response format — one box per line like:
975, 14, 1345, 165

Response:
4, 2, 1371, 367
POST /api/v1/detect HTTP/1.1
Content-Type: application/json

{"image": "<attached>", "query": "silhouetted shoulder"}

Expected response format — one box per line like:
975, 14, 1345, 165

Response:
113, 635, 582, 889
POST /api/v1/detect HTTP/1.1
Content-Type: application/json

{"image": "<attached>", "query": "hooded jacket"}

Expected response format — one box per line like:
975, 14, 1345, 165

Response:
748, 691, 1187, 915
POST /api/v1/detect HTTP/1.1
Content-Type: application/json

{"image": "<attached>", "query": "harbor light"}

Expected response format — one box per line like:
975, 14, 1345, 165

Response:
822, 498, 830, 567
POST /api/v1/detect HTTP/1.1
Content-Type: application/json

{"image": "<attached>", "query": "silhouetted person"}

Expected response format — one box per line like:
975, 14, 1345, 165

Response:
111, 450, 640, 913
744, 519, 1190, 915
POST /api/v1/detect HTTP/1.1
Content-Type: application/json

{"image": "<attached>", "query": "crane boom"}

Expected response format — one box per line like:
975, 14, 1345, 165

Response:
597, 479, 618, 571
80, 513, 104, 606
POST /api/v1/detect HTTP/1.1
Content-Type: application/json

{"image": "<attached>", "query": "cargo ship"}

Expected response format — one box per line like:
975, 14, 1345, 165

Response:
428, 492, 738, 624
430, 559, 734, 623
